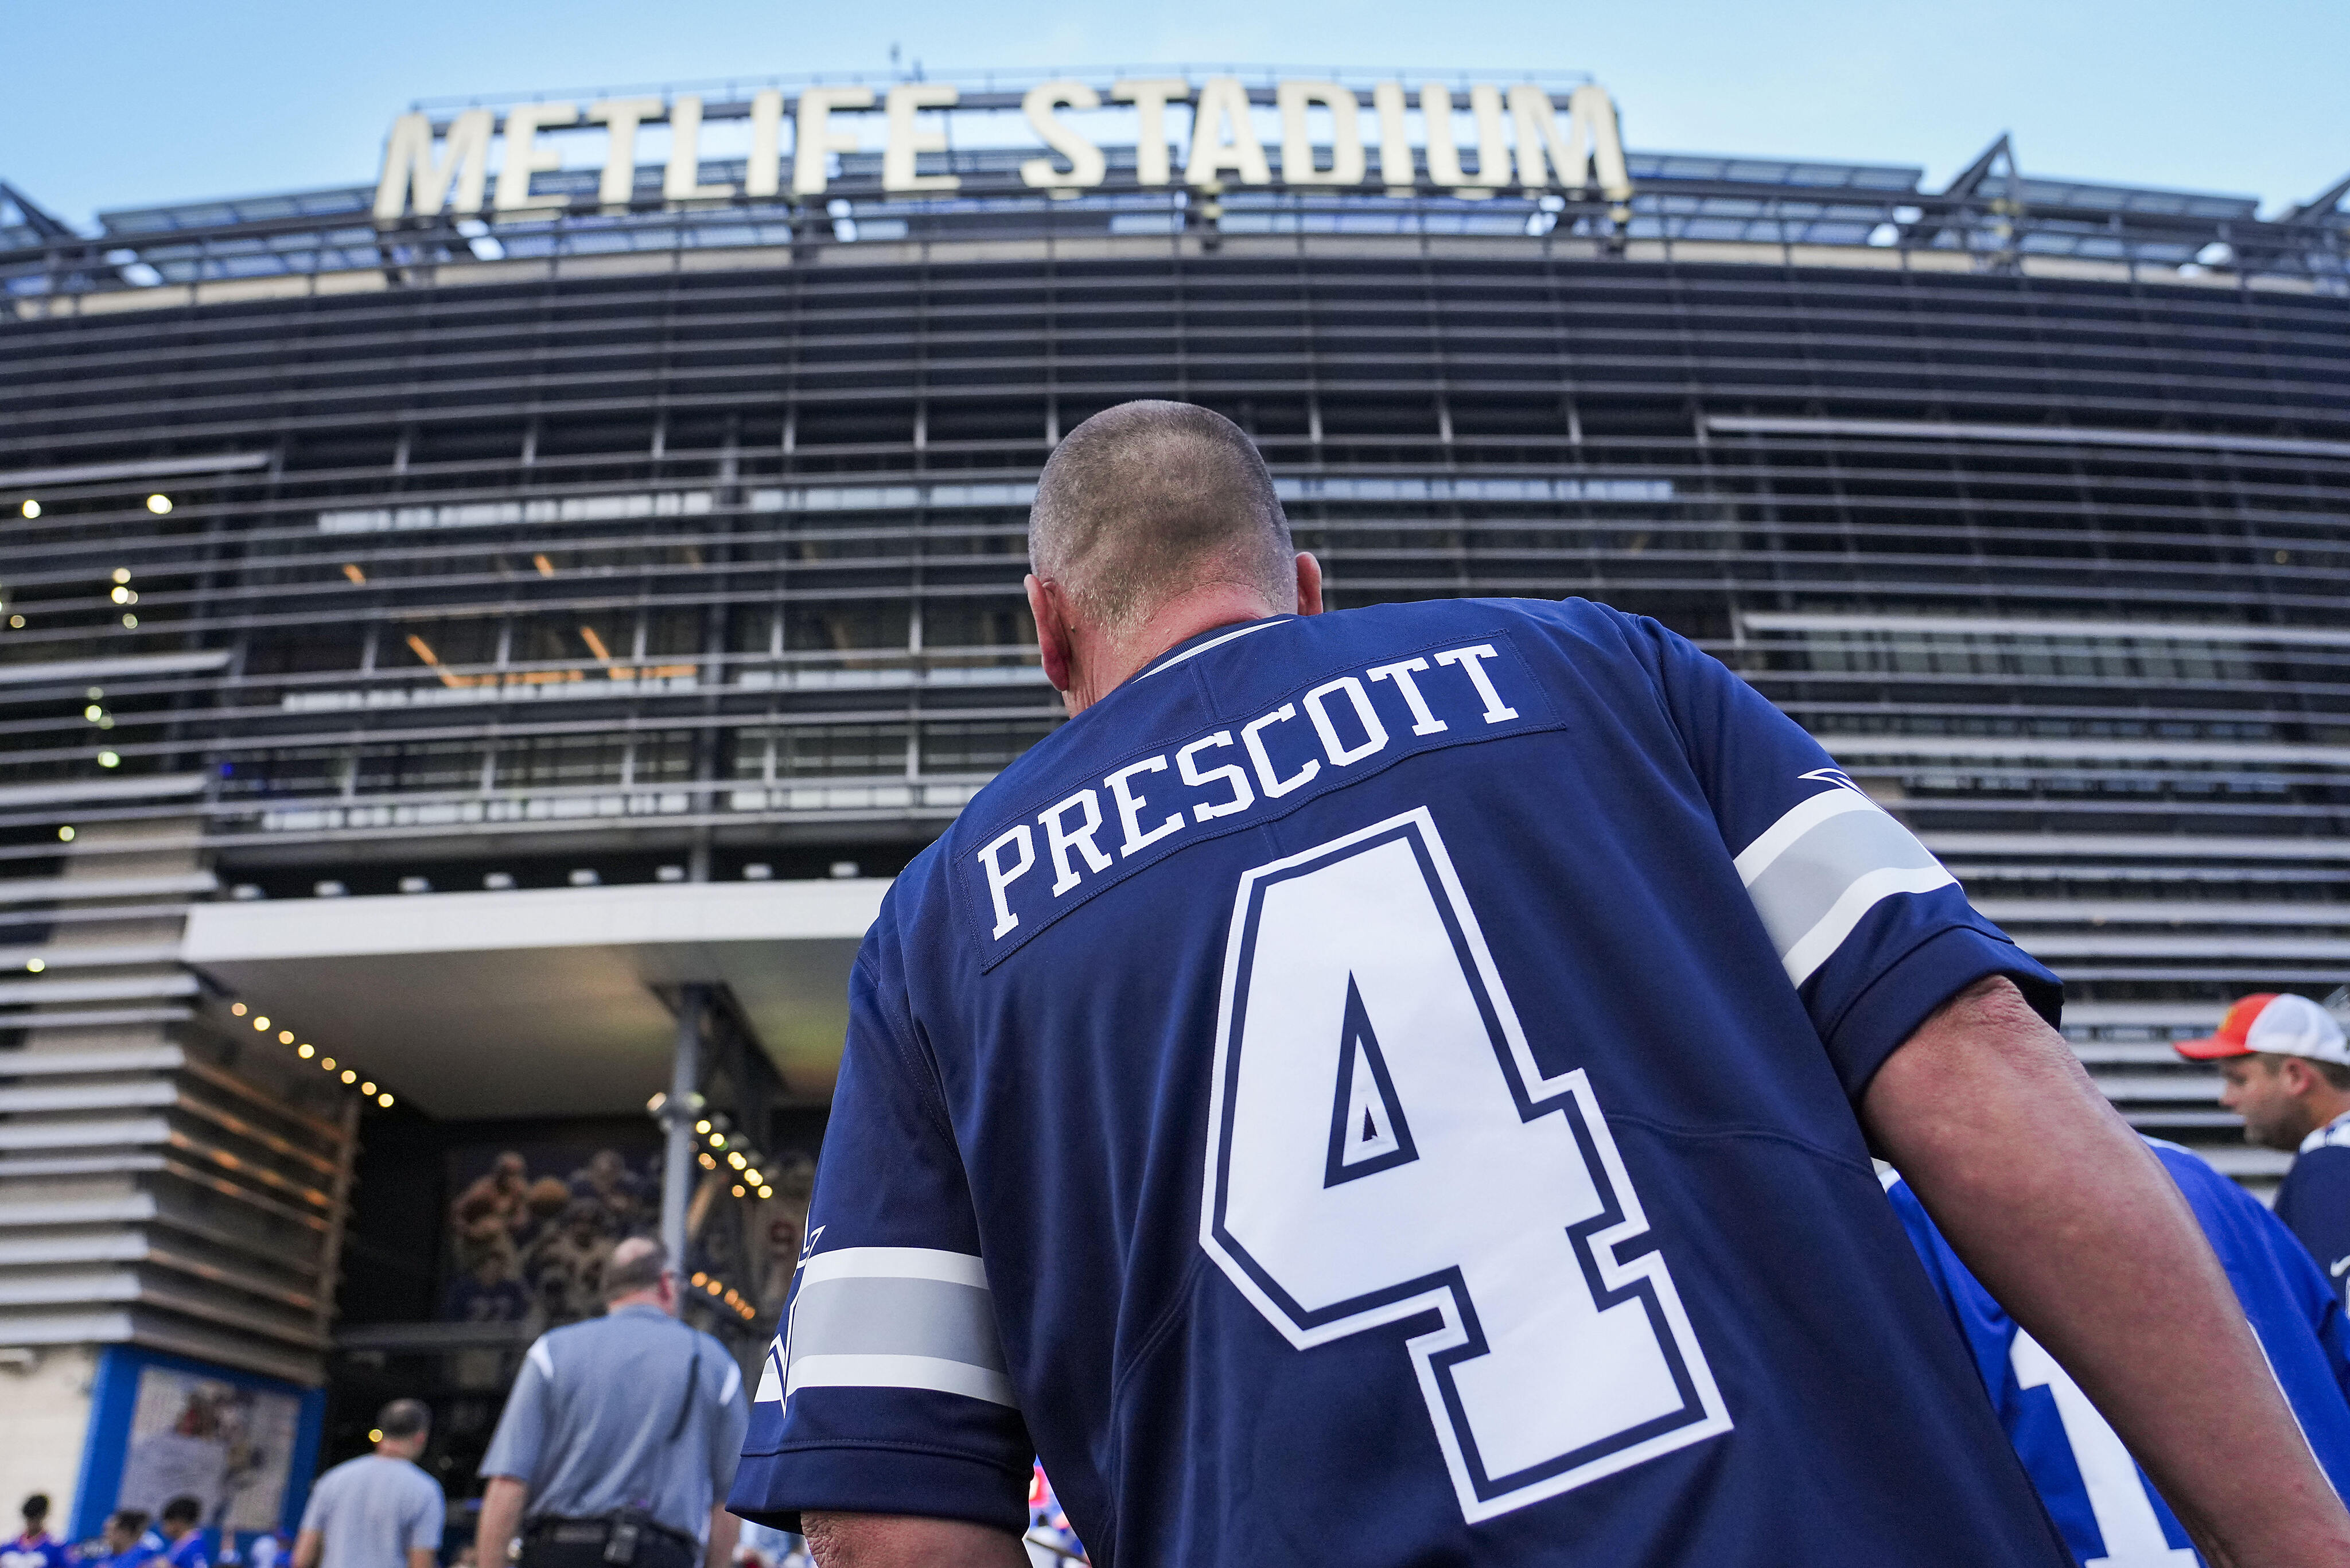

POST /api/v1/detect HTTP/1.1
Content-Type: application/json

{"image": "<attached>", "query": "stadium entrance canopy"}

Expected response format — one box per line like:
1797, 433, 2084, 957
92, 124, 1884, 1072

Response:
182, 878, 881, 1119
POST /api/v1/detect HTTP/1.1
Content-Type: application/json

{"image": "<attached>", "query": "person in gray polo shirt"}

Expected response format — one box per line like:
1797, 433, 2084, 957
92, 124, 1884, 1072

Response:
475, 1239, 747, 1568
295, 1399, 444, 1568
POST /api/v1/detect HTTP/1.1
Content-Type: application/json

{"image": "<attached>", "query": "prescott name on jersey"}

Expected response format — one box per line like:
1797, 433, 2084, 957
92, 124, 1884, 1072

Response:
1887, 1143, 2350, 1567
730, 597, 2073, 1567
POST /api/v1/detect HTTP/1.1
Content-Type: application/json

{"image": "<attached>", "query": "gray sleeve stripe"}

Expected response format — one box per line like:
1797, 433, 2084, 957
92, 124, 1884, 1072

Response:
1740, 792, 1954, 985
787, 1274, 1007, 1372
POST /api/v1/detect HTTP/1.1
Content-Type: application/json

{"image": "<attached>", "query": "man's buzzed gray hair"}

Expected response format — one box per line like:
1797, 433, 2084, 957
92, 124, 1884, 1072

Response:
1029, 401, 1295, 631
602, 1235, 670, 1301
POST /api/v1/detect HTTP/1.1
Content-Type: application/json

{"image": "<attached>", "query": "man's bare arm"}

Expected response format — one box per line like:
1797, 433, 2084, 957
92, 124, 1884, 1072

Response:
473, 1476, 529, 1568
801, 1512, 1027, 1568
290, 1531, 323, 1568
1864, 975, 2350, 1567
701, 1507, 739, 1568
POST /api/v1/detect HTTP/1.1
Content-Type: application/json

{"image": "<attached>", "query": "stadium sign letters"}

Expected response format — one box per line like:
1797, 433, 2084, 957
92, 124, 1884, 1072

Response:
374, 77, 1629, 220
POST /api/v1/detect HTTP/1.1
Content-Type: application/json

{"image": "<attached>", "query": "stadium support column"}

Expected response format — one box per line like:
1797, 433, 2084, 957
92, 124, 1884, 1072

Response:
662, 985, 709, 1266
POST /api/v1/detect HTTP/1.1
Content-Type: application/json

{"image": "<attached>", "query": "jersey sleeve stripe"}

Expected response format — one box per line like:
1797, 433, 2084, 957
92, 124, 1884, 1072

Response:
1736, 791, 1956, 985
789, 1274, 1009, 1371
783, 1352, 1020, 1408
799, 1244, 991, 1289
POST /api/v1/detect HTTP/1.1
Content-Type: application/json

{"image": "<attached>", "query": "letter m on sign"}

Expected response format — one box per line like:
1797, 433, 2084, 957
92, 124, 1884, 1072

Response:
1508, 84, 1631, 201
374, 108, 494, 220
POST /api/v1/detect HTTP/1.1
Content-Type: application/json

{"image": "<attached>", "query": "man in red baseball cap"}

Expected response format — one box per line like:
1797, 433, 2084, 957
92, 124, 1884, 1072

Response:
2180, 993, 2350, 1297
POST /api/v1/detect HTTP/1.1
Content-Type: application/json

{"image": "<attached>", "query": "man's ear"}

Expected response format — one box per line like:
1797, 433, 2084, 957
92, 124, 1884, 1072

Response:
1026, 574, 1073, 693
1294, 551, 1324, 617
2282, 1056, 2319, 1098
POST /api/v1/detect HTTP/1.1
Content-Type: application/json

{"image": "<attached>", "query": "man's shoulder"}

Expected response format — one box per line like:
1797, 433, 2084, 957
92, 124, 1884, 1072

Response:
2297, 1114, 2350, 1157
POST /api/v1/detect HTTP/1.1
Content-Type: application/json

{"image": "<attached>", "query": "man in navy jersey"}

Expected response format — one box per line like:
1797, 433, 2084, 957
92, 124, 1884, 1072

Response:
729, 401, 2349, 1567
1888, 1142, 2350, 1566
2178, 993, 2350, 1297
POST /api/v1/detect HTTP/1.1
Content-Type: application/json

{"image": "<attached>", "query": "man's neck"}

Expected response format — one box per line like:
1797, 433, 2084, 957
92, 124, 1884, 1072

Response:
2309, 1092, 2350, 1137
1064, 585, 1279, 715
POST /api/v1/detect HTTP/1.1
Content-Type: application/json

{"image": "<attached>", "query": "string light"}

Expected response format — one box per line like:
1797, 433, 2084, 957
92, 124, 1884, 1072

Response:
378, 1092, 394, 1108
252, 1017, 270, 1030
320, 1057, 336, 1070
297, 1044, 314, 1059
230, 1002, 246, 1016
278, 1030, 293, 1044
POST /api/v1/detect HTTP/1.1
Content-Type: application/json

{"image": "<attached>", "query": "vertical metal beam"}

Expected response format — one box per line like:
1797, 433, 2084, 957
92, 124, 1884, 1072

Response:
662, 985, 707, 1266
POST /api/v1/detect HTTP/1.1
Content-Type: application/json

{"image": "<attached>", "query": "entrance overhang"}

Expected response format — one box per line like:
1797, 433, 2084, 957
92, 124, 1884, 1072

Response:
181, 879, 886, 1118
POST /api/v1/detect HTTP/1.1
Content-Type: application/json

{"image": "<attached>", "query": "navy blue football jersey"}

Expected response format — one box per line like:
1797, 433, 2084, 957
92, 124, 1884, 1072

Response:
1886, 1142, 2350, 1567
730, 597, 2071, 1567
2278, 1112, 2350, 1305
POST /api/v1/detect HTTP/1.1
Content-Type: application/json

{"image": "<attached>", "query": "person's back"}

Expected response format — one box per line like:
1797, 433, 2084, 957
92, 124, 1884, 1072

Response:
730, 400, 2350, 1568
295, 1401, 443, 1568
1886, 1143, 2350, 1565
737, 590, 2082, 1565
474, 1239, 747, 1568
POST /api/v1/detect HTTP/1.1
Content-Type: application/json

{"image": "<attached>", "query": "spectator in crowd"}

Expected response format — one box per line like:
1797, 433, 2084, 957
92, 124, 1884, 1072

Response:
5, 1496, 72, 1568
153, 1501, 204, 1568
1887, 1141, 2350, 1565
93, 1515, 150, 1568
2179, 993, 2350, 1296
474, 1238, 746, 1568
4, 1495, 73, 1568
293, 1399, 442, 1568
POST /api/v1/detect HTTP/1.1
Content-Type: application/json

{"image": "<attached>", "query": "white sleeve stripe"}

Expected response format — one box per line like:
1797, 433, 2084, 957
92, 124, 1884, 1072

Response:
1733, 787, 1878, 884
1779, 865, 1957, 986
718, 1359, 742, 1407
783, 1352, 1019, 1408
526, 1337, 554, 1379
754, 1350, 784, 1404
797, 1246, 989, 1289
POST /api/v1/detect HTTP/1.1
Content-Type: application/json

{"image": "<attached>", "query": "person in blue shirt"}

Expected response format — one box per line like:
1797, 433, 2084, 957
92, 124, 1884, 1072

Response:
1888, 1141, 2350, 1566
2177, 993, 2350, 1297
729, 400, 2349, 1568
3, 1495, 75, 1568
153, 1501, 205, 1568
92, 1513, 154, 1568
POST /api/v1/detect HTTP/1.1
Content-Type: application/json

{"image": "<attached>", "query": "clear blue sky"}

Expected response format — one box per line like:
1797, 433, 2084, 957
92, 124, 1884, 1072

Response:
6, 0, 2344, 225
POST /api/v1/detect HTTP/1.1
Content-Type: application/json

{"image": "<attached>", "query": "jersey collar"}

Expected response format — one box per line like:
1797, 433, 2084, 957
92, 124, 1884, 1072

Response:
1131, 615, 1297, 684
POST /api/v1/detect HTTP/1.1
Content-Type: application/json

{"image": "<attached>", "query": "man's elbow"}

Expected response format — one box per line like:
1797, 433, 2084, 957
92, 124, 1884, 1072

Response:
801, 1511, 1026, 1568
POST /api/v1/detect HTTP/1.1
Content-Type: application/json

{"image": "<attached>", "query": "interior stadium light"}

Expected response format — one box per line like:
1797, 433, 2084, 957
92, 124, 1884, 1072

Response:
341, 1068, 356, 1084
757, 1185, 773, 1200
56, 826, 73, 842
120, 615, 137, 628
230, 1002, 246, 1015
361, 1080, 376, 1095
25, 959, 44, 973
20, 500, 37, 519
368, 1429, 383, 1445
378, 1092, 394, 1107
145, 495, 171, 514
705, 1280, 722, 1295
110, 586, 135, 605
732, 1185, 746, 1199
9, 616, 23, 628
647, 1091, 667, 1115
111, 569, 130, 584
744, 1168, 762, 1185
96, 751, 119, 767
694, 1119, 711, 1134
698, 1151, 716, 1169
297, 1044, 314, 1059
84, 705, 103, 721
727, 1151, 746, 1170
691, 1272, 707, 1287
252, 1016, 269, 1030
707, 1133, 725, 1148
278, 1030, 294, 1044
320, 1056, 336, 1070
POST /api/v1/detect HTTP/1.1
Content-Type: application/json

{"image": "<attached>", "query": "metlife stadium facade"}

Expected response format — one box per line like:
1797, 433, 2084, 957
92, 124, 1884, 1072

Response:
0, 65, 2347, 1524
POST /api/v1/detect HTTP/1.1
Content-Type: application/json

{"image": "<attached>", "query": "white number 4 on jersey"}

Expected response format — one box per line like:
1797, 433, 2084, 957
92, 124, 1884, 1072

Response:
1200, 807, 1732, 1523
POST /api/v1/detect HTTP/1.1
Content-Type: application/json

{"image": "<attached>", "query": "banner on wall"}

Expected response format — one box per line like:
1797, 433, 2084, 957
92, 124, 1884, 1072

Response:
72, 1347, 326, 1549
